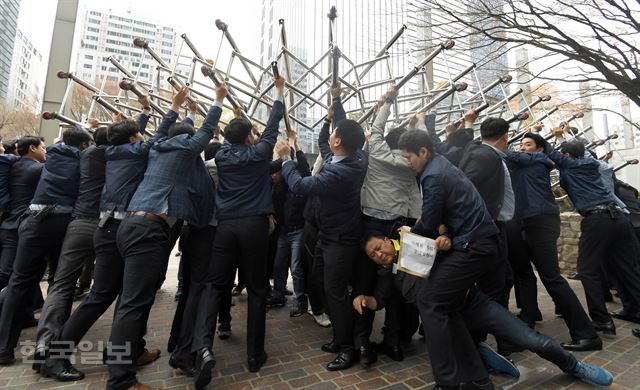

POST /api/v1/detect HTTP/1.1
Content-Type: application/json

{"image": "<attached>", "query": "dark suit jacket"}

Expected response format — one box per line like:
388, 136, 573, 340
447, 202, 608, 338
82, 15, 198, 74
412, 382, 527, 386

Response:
127, 105, 222, 227
458, 141, 505, 220
215, 101, 284, 220
1, 158, 42, 229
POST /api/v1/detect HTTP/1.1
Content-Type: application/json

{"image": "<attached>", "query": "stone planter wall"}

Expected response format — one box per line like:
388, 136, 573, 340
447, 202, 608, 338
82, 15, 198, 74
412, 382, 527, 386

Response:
557, 212, 581, 274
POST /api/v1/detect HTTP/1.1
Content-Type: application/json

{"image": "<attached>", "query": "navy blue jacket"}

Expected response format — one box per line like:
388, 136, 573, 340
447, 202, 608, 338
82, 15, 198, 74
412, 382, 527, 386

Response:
31, 143, 82, 207
1, 158, 43, 229
302, 96, 347, 226
544, 146, 616, 212
73, 145, 106, 219
0, 154, 20, 212
282, 99, 368, 236
411, 154, 497, 247
215, 101, 284, 220
101, 113, 168, 212
504, 151, 558, 220
128, 105, 221, 227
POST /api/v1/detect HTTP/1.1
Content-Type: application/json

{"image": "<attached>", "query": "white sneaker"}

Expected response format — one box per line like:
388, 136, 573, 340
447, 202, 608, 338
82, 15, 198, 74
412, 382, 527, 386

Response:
313, 313, 331, 327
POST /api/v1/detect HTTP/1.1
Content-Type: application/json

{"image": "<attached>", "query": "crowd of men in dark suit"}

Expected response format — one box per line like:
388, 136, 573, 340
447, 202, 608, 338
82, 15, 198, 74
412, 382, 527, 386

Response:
0, 78, 639, 390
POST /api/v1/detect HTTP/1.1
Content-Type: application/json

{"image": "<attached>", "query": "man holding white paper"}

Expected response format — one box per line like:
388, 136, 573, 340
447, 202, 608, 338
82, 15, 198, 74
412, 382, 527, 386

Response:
354, 233, 613, 388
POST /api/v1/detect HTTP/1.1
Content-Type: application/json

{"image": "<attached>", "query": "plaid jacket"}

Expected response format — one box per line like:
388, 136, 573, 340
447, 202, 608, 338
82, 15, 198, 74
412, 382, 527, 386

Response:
127, 104, 222, 227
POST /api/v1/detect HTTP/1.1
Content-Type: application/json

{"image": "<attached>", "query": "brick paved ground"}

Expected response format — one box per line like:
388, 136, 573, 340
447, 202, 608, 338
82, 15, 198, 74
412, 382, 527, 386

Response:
1, 247, 639, 390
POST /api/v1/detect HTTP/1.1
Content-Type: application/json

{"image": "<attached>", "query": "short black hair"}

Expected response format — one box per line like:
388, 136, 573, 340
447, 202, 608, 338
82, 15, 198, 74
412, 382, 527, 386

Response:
16, 136, 45, 156
224, 117, 252, 144
480, 117, 509, 140
168, 122, 195, 138
361, 230, 386, 250
446, 128, 473, 148
384, 127, 406, 150
92, 127, 109, 146
107, 120, 140, 145
2, 139, 17, 154
397, 129, 435, 155
270, 159, 283, 174
63, 127, 93, 148
334, 119, 365, 153
522, 132, 547, 150
560, 140, 585, 158
204, 141, 222, 161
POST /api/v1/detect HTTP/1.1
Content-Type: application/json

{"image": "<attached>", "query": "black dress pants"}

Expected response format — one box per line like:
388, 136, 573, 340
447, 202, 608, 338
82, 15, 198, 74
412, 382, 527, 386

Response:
381, 288, 420, 346
578, 211, 640, 322
302, 220, 324, 315
510, 214, 596, 340
0, 228, 19, 290
107, 216, 174, 390
0, 214, 71, 354
415, 236, 500, 387
36, 217, 98, 349
208, 216, 269, 359
171, 225, 217, 359
313, 232, 358, 351
56, 219, 124, 348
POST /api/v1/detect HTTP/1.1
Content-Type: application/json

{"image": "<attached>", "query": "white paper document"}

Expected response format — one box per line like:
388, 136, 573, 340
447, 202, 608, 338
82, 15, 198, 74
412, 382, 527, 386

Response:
397, 231, 437, 278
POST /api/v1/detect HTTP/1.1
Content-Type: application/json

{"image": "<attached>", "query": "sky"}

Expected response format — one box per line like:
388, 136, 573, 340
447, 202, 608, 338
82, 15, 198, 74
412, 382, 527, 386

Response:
17, 0, 262, 69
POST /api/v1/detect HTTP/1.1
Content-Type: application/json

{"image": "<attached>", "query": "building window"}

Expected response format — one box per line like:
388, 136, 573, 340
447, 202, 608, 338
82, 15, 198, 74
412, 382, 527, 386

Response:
85, 54, 93, 60
84, 64, 92, 69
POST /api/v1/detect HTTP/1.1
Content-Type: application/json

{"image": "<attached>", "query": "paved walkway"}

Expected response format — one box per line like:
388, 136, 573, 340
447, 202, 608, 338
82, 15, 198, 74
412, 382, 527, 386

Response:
1, 248, 639, 390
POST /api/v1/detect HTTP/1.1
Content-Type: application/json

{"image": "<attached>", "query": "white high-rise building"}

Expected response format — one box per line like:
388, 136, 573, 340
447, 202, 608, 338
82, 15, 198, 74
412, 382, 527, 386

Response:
75, 8, 178, 86
7, 29, 44, 112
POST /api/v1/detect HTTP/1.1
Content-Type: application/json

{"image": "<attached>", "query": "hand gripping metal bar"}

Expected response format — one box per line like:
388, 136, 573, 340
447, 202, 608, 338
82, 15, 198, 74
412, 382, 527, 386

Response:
271, 62, 291, 131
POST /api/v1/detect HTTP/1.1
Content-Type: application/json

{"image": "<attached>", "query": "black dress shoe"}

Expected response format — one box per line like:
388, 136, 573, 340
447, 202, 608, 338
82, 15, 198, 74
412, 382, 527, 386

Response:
326, 350, 357, 371
30, 348, 47, 372
40, 358, 85, 381
359, 345, 377, 368
610, 310, 640, 324
461, 378, 495, 390
632, 328, 640, 338
561, 337, 602, 351
169, 354, 195, 376
194, 348, 216, 389
592, 320, 616, 336
373, 342, 403, 361
0, 350, 15, 365
247, 351, 267, 373
321, 340, 340, 353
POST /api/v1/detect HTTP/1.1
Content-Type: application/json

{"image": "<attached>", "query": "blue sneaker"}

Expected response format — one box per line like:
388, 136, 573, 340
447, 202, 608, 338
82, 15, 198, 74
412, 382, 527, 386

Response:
478, 342, 520, 379
572, 360, 613, 386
